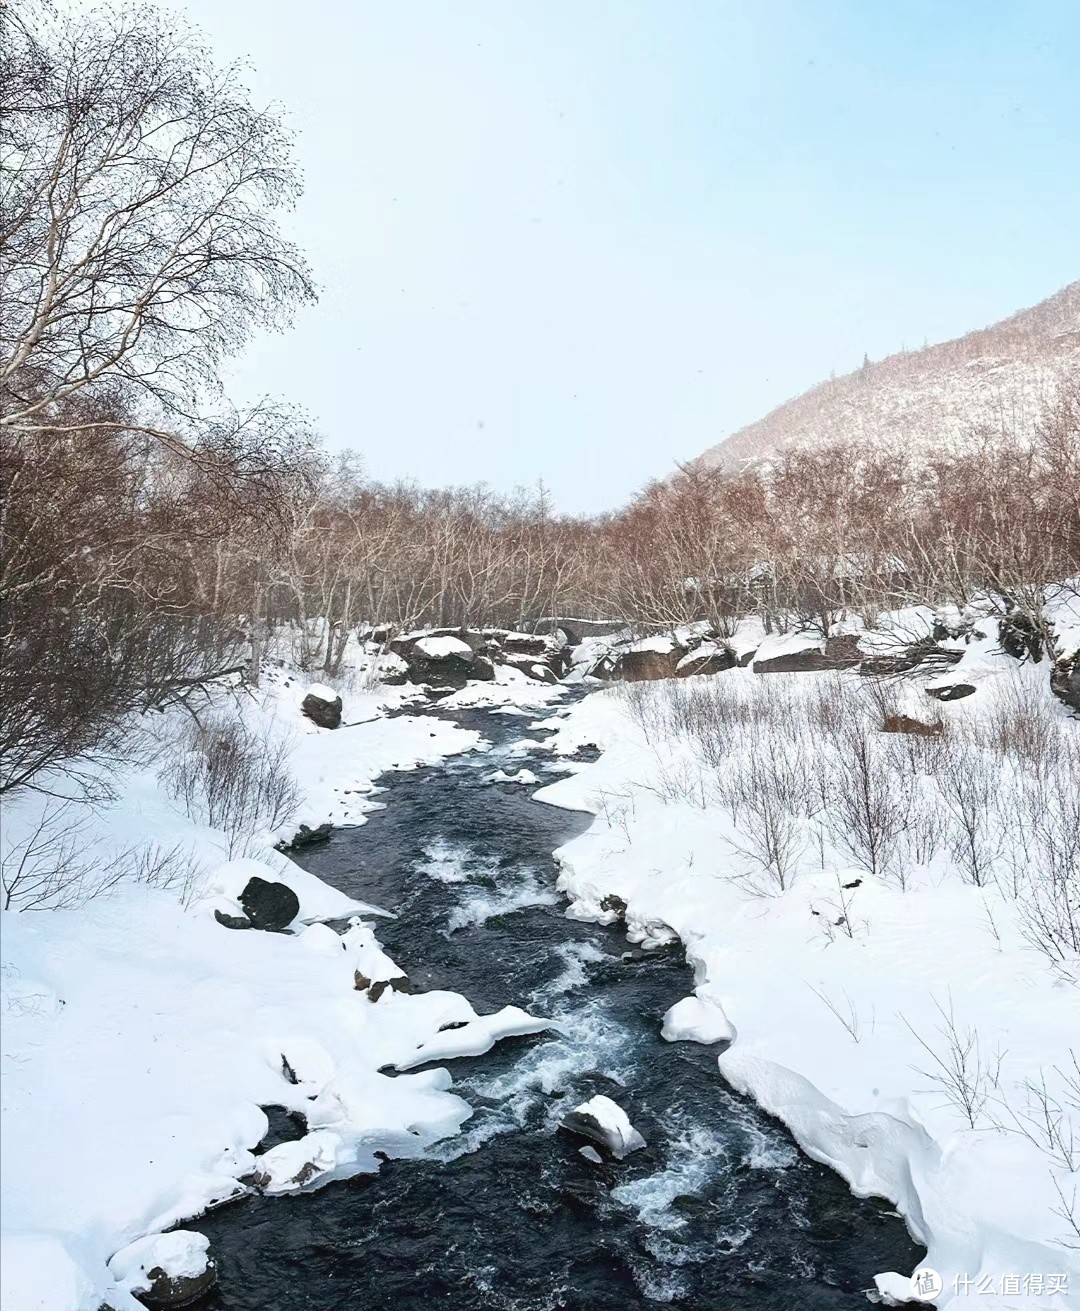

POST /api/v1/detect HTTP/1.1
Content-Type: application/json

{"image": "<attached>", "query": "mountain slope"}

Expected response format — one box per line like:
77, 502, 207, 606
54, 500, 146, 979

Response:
696, 282, 1080, 471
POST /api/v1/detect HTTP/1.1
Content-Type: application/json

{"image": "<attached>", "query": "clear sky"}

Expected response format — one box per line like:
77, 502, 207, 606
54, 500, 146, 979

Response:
175, 0, 1079, 513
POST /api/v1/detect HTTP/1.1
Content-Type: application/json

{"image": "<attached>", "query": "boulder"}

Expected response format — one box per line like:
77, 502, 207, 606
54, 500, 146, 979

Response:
275, 822, 333, 853
925, 682, 977, 702
560, 1094, 646, 1159
754, 634, 862, 674
366, 975, 412, 1002
239, 876, 301, 932
301, 685, 342, 730
108, 1232, 217, 1309
471, 654, 497, 681
599, 893, 627, 919
613, 647, 682, 682
213, 909, 252, 931
1051, 651, 1079, 713
676, 647, 736, 678
405, 634, 476, 688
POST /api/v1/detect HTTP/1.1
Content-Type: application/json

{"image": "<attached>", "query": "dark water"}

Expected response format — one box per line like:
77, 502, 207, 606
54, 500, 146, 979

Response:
200, 694, 923, 1309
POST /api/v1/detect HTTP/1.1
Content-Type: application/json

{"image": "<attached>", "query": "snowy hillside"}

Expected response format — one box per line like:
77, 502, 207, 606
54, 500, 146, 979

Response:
695, 282, 1080, 471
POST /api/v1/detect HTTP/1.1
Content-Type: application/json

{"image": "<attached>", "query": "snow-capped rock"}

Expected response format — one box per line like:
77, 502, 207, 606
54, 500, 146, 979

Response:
108, 1230, 216, 1306
561, 1094, 646, 1159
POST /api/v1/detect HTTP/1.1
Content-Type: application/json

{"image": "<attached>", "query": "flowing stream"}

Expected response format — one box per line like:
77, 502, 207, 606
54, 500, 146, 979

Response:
200, 693, 923, 1309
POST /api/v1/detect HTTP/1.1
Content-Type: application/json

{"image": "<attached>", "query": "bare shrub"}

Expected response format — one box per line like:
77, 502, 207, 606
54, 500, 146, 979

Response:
938, 745, 1002, 888
825, 727, 912, 886
983, 680, 1066, 776
0, 801, 198, 910
903, 995, 1005, 1129
995, 1053, 1080, 1173
164, 715, 299, 854
719, 740, 809, 893
1017, 747, 1080, 968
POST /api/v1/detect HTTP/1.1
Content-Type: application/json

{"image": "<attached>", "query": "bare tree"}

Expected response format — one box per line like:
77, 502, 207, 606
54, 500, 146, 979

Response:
1, 4, 314, 452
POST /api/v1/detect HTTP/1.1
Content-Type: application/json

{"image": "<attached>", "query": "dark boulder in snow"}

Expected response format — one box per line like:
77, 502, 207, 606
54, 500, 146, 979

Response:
470, 653, 497, 681
301, 686, 342, 730
1051, 651, 1079, 712
239, 876, 300, 932
366, 975, 412, 1002
613, 647, 682, 682
393, 627, 568, 685
675, 646, 737, 678
925, 682, 977, 702
599, 893, 628, 920
405, 634, 477, 688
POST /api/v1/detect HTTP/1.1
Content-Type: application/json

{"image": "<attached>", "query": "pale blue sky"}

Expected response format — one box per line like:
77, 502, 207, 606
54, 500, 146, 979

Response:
178, 0, 1079, 512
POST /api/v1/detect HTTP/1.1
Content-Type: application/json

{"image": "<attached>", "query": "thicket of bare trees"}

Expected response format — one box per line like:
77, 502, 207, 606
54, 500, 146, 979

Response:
598, 386, 1079, 645
2, 3, 1077, 802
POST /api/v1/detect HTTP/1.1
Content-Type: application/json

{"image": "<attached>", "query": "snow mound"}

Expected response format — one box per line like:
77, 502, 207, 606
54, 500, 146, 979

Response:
661, 994, 736, 1046
396, 1005, 555, 1070
414, 635, 472, 659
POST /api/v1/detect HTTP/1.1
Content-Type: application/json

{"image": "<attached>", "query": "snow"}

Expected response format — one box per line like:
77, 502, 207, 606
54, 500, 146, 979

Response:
568, 1094, 646, 1158
414, 634, 473, 659
661, 993, 736, 1046
0, 1237, 95, 1311
395, 1005, 556, 1070
250, 1131, 342, 1194
484, 767, 541, 785
873, 1270, 934, 1305
535, 623, 1080, 1308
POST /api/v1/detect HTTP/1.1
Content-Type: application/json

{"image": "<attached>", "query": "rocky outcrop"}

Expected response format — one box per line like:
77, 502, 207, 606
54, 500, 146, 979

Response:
753, 634, 862, 674
389, 627, 569, 687
108, 1233, 217, 1309
275, 822, 333, 854
239, 876, 300, 932
675, 646, 737, 678
613, 647, 682, 682
1051, 650, 1079, 712
301, 686, 342, 729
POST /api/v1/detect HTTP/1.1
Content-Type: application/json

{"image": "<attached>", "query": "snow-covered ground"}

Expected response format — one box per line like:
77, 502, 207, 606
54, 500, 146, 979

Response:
534, 605, 1080, 1308
4, 606, 1078, 1309
0, 661, 558, 1310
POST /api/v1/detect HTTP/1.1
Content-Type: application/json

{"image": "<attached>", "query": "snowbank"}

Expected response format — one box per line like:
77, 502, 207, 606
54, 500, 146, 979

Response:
534, 621, 1080, 1308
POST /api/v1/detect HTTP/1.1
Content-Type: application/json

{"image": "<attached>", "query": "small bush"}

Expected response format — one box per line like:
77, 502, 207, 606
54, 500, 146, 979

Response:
165, 714, 299, 854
